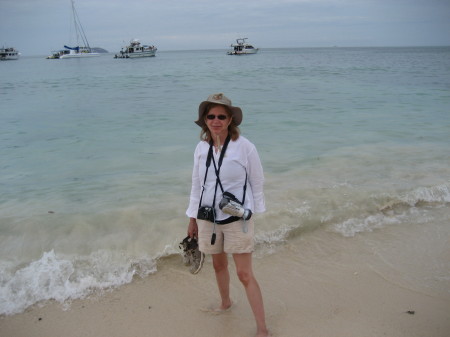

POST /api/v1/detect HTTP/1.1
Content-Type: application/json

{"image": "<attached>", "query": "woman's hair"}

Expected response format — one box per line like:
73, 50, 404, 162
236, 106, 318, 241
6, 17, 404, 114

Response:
199, 103, 240, 141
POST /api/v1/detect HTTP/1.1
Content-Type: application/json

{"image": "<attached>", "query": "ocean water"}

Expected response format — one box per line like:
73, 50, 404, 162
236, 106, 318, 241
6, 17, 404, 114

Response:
1, 47, 449, 315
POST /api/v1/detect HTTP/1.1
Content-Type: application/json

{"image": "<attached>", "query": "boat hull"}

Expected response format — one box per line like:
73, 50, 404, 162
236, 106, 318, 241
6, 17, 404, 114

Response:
0, 55, 19, 60
227, 49, 259, 55
60, 52, 100, 59
114, 50, 156, 58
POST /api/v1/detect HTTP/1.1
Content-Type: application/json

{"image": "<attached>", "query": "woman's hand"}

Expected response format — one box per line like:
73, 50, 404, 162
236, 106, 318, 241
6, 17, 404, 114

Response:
188, 218, 198, 238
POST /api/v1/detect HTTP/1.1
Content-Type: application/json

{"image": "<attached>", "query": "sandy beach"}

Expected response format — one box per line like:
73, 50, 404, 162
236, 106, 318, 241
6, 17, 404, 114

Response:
1, 219, 449, 337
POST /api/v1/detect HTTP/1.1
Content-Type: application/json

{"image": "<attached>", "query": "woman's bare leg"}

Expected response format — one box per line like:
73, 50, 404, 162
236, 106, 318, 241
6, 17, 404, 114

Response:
212, 253, 233, 310
233, 253, 268, 337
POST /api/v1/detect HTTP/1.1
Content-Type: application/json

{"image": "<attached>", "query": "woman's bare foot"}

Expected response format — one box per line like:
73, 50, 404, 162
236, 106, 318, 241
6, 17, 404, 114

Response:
255, 329, 270, 337
200, 301, 233, 314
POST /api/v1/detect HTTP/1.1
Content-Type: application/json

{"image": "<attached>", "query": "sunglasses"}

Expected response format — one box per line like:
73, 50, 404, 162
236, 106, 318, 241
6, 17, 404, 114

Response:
206, 114, 228, 120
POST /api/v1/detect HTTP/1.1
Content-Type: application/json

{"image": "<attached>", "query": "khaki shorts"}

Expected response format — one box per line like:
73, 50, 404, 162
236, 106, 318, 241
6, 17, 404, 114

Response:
197, 218, 254, 254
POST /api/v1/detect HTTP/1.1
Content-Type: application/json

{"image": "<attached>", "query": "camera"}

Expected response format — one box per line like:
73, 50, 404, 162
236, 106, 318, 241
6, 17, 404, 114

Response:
197, 206, 215, 222
219, 192, 252, 220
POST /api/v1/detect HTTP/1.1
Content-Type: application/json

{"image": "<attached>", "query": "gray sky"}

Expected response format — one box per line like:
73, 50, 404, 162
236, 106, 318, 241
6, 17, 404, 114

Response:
1, 0, 449, 55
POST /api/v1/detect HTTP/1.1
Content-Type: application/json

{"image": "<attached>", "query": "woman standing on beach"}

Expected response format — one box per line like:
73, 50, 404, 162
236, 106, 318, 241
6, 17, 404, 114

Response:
186, 93, 269, 337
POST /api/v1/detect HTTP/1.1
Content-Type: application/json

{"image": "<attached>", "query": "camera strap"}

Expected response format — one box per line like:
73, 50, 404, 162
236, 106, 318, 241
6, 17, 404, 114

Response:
197, 135, 230, 211
210, 136, 248, 223
197, 135, 249, 244
210, 135, 231, 208
211, 143, 248, 206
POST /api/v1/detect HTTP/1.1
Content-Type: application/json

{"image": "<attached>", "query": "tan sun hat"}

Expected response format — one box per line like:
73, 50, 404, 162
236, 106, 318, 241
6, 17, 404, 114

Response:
195, 93, 243, 127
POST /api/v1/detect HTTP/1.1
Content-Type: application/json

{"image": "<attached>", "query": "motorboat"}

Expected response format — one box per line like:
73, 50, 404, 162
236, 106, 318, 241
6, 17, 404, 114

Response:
46, 49, 70, 59
114, 39, 157, 58
227, 38, 259, 55
0, 47, 20, 60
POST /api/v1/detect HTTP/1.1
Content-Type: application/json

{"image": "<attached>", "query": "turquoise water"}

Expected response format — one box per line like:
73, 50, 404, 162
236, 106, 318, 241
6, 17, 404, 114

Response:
1, 47, 449, 315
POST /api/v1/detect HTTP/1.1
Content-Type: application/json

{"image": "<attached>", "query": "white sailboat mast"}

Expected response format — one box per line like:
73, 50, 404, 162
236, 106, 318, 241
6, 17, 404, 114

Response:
70, 0, 91, 50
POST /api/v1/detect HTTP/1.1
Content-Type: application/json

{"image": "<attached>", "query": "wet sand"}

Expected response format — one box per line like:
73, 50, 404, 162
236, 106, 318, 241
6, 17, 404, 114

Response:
1, 221, 449, 337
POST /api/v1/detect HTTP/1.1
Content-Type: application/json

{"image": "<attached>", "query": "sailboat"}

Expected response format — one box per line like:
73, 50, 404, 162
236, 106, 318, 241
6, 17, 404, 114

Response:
47, 0, 99, 59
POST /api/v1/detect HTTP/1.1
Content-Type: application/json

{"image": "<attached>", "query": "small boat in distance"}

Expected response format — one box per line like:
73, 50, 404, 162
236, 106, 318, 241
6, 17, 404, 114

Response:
0, 47, 20, 60
114, 39, 157, 58
47, 0, 99, 59
227, 38, 259, 55
46, 49, 70, 59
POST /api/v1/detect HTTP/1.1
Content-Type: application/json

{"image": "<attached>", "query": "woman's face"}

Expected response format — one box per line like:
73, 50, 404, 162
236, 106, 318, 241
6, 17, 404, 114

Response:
205, 105, 231, 139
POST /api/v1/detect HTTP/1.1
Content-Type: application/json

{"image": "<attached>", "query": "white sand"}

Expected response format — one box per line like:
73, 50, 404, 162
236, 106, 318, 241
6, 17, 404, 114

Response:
1, 221, 449, 337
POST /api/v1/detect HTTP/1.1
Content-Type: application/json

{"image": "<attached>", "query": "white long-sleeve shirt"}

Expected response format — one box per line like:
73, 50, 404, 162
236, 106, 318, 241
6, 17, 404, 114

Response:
186, 135, 265, 221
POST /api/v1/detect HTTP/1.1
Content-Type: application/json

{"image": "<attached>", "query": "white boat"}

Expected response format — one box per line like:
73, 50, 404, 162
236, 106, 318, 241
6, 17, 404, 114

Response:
60, 46, 99, 59
47, 0, 99, 59
46, 49, 71, 59
0, 47, 20, 60
114, 39, 157, 58
47, 46, 99, 59
227, 38, 259, 55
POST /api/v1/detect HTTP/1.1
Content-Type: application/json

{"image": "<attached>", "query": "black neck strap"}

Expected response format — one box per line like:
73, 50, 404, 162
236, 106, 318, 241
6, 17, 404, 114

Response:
211, 136, 247, 205
198, 135, 231, 209
198, 135, 248, 224
211, 135, 231, 193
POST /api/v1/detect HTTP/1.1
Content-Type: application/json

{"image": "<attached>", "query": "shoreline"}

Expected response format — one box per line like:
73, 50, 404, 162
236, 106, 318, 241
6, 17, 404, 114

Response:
1, 222, 449, 337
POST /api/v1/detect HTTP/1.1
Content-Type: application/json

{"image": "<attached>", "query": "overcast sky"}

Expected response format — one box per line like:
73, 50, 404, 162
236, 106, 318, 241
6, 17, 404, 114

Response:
1, 0, 449, 55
